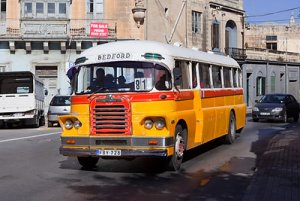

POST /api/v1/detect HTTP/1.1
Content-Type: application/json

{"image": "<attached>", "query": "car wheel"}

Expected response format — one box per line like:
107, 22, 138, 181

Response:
293, 113, 299, 122
224, 112, 236, 144
283, 111, 288, 123
77, 157, 99, 169
166, 124, 186, 171
48, 121, 52, 127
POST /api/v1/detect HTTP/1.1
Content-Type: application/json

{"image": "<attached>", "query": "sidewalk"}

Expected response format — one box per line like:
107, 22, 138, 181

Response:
243, 123, 300, 201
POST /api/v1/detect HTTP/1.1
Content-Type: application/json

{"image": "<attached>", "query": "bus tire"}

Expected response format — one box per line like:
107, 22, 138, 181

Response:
167, 124, 186, 171
224, 112, 236, 144
77, 157, 99, 169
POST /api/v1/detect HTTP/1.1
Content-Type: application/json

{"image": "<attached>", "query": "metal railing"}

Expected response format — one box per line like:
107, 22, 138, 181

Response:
0, 18, 117, 39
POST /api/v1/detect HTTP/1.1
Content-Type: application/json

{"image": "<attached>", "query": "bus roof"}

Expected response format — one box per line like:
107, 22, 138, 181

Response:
79, 40, 240, 68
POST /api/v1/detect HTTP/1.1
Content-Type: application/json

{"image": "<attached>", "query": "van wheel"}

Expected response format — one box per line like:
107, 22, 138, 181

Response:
224, 112, 236, 144
77, 157, 99, 169
167, 124, 186, 171
32, 115, 40, 128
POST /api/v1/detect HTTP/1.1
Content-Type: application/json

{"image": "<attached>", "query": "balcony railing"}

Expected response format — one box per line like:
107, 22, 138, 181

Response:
225, 47, 247, 60
0, 18, 117, 40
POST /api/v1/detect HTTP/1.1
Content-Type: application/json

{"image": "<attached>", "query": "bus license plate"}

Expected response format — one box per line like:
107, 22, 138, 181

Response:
96, 150, 121, 156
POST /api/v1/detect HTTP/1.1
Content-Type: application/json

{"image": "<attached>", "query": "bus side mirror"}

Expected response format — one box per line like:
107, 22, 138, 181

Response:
173, 68, 182, 86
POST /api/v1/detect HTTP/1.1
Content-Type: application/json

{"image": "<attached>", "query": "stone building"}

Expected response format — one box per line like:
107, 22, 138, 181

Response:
0, 0, 244, 108
240, 15, 300, 107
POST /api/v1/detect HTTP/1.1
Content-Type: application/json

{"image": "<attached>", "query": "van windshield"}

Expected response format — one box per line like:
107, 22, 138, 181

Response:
75, 61, 172, 94
50, 96, 71, 106
0, 75, 33, 94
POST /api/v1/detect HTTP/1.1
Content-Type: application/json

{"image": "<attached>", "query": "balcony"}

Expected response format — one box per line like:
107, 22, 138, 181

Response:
246, 47, 300, 63
225, 47, 247, 60
0, 18, 117, 40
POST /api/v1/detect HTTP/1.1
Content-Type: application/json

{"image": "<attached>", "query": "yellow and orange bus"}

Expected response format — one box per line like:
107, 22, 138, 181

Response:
59, 40, 246, 171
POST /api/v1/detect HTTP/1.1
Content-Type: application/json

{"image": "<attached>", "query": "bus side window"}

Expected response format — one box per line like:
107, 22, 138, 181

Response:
199, 63, 211, 88
212, 65, 222, 88
174, 60, 190, 89
192, 62, 197, 88
233, 69, 238, 88
223, 67, 232, 88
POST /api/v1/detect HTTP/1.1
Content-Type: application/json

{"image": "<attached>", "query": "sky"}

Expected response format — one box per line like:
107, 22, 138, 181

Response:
244, 0, 300, 24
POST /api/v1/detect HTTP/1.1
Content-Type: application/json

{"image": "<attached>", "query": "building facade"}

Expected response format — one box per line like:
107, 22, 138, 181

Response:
0, 0, 244, 108
240, 15, 300, 107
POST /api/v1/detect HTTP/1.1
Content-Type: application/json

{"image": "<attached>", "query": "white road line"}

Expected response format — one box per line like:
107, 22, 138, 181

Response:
0, 132, 60, 143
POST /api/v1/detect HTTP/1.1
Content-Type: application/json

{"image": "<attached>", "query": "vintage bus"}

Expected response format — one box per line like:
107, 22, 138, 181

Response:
59, 40, 246, 171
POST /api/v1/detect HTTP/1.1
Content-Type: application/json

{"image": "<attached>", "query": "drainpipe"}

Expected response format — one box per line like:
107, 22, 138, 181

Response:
167, 0, 186, 44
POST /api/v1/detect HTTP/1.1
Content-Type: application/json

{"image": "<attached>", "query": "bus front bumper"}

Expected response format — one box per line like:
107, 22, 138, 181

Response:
60, 136, 174, 158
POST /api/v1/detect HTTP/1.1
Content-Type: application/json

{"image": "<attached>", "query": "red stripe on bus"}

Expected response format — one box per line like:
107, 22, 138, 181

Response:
201, 88, 243, 98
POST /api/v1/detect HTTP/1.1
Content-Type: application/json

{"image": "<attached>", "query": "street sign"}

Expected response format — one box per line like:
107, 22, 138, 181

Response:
90, 22, 108, 38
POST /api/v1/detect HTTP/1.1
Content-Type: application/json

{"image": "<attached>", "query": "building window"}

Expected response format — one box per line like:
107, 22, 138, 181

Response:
24, 2, 32, 14
23, 1, 68, 18
256, 76, 266, 96
0, 66, 5, 72
266, 43, 277, 50
266, 35, 277, 50
1, 0, 6, 12
59, 3, 66, 14
266, 35, 277, 41
212, 21, 220, 51
48, 3, 55, 14
192, 11, 201, 34
36, 2, 44, 14
87, 0, 104, 19
88, 0, 94, 13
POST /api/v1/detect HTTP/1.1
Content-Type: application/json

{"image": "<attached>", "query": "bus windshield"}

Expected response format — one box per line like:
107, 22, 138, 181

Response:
75, 61, 172, 94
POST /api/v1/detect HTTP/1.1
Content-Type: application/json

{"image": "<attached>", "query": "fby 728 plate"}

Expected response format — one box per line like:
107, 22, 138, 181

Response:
96, 149, 121, 156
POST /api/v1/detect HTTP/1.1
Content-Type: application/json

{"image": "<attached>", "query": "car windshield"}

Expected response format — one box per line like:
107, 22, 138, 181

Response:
50, 96, 71, 106
75, 61, 172, 94
259, 95, 286, 103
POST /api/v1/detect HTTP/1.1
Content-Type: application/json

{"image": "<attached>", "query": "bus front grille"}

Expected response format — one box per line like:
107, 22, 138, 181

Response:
91, 104, 131, 135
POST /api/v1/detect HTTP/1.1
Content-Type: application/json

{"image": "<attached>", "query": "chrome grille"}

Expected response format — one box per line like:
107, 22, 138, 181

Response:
92, 104, 130, 135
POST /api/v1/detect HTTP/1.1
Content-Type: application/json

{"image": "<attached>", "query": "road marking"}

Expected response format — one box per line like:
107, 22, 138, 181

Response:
0, 132, 60, 143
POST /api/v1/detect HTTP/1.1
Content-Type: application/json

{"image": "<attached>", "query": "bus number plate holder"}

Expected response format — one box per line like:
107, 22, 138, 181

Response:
96, 149, 121, 156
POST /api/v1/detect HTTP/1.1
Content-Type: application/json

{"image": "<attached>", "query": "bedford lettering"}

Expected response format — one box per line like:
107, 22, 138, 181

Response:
97, 53, 131, 61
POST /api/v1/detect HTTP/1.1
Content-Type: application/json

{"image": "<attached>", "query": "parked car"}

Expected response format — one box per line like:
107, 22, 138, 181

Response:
252, 93, 300, 122
47, 95, 71, 127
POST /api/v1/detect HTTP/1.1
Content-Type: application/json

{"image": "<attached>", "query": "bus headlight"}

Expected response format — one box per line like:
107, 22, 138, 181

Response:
144, 119, 153, 129
65, 120, 73, 130
155, 118, 165, 130
73, 120, 82, 129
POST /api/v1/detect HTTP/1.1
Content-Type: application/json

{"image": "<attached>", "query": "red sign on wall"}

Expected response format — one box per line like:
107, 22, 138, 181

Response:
90, 22, 108, 38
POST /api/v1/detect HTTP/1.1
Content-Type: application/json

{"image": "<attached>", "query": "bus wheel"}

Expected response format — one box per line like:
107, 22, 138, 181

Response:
225, 112, 236, 144
77, 157, 99, 169
167, 125, 186, 171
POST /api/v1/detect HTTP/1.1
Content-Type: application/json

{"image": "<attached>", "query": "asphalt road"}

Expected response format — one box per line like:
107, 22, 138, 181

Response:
0, 118, 295, 201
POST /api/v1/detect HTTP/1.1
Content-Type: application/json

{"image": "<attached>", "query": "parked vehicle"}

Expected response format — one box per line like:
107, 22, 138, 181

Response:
252, 93, 300, 122
47, 95, 71, 127
0, 71, 46, 128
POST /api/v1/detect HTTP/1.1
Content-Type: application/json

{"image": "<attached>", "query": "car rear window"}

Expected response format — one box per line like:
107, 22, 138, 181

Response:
50, 96, 71, 106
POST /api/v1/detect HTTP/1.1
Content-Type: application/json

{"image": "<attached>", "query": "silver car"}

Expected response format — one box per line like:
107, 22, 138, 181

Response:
47, 95, 71, 127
